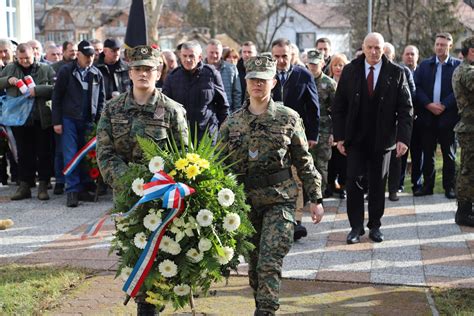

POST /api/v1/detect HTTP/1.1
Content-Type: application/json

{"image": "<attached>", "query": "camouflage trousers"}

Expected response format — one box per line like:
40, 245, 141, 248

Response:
456, 134, 474, 201
309, 133, 332, 193
248, 202, 295, 312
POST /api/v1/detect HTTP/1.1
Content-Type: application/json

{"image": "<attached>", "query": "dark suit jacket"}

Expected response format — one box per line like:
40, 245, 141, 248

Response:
272, 65, 320, 141
414, 55, 461, 129
332, 54, 413, 151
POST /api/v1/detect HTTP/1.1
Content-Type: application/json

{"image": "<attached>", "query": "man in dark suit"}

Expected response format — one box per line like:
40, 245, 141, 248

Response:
271, 38, 320, 241
332, 32, 413, 244
414, 32, 461, 199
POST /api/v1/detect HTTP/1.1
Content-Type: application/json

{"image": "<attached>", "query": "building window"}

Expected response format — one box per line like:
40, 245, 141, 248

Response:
5, 0, 17, 39
296, 32, 316, 50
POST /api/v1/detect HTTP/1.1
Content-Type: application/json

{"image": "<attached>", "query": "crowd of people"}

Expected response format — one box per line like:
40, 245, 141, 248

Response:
0, 31, 473, 315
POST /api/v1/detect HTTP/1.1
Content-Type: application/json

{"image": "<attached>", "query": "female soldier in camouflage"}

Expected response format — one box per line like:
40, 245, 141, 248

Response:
97, 45, 188, 204
220, 55, 324, 316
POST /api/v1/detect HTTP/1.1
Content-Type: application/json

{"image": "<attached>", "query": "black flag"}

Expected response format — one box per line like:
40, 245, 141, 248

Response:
124, 0, 148, 48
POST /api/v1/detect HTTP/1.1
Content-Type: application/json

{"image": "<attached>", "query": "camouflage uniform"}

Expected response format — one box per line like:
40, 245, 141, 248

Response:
97, 46, 188, 197
307, 50, 337, 193
220, 56, 322, 314
452, 36, 474, 226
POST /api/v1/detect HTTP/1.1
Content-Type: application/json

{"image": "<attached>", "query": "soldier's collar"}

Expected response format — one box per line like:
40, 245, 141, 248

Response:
125, 89, 159, 113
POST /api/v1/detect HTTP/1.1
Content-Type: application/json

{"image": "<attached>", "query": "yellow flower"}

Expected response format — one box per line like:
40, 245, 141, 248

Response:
186, 164, 200, 179
175, 158, 188, 170
197, 158, 210, 169
145, 296, 161, 305
169, 169, 177, 177
186, 153, 201, 163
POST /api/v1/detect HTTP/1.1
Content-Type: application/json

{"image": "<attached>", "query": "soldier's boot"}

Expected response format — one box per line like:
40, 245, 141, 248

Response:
37, 181, 50, 201
254, 310, 275, 316
294, 220, 308, 241
11, 182, 31, 200
455, 200, 474, 227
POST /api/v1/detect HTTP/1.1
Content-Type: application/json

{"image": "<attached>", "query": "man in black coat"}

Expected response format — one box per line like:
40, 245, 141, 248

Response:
332, 33, 413, 244
163, 40, 229, 142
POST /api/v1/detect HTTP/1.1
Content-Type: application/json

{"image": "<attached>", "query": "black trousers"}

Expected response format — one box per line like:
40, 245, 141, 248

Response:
420, 126, 456, 191
346, 146, 391, 230
328, 145, 347, 189
410, 120, 424, 191
12, 122, 52, 183
388, 149, 405, 193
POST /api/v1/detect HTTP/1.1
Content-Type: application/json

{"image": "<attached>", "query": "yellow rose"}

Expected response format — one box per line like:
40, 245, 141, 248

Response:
186, 153, 201, 163
186, 164, 200, 179
197, 158, 210, 169
175, 158, 189, 170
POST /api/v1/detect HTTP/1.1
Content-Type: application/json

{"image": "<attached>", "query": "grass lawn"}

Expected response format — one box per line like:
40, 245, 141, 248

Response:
0, 264, 89, 314
432, 287, 474, 315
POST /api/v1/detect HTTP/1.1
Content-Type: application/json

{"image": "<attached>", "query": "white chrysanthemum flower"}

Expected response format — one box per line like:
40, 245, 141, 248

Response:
173, 284, 190, 296
120, 266, 132, 281
158, 259, 178, 278
131, 178, 145, 196
116, 222, 128, 232
196, 209, 213, 227
133, 232, 147, 249
223, 213, 241, 232
186, 248, 204, 263
198, 238, 212, 252
175, 230, 185, 242
215, 246, 235, 265
159, 235, 174, 251
168, 241, 181, 255
143, 213, 162, 231
217, 188, 235, 207
148, 156, 165, 173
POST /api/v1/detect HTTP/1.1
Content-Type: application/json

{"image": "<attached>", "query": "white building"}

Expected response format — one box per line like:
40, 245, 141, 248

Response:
0, 0, 35, 43
257, 2, 351, 56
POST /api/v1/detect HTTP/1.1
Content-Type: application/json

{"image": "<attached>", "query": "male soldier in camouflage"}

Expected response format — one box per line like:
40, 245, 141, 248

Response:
306, 49, 337, 195
97, 45, 188, 200
220, 56, 324, 316
452, 36, 474, 227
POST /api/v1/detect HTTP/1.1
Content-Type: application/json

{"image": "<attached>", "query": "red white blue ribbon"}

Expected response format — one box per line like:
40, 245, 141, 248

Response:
63, 137, 97, 176
122, 171, 195, 298
81, 214, 109, 240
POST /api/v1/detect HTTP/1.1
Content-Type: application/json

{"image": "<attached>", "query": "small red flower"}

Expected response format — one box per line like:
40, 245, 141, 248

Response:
89, 167, 100, 179
88, 150, 97, 159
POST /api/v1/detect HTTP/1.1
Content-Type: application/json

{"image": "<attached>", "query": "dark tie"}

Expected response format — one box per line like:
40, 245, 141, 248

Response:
280, 71, 286, 86
367, 66, 374, 96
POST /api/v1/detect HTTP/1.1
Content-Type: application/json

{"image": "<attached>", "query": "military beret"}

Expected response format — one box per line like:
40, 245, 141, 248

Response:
307, 49, 324, 64
126, 45, 161, 67
461, 36, 474, 51
245, 55, 277, 80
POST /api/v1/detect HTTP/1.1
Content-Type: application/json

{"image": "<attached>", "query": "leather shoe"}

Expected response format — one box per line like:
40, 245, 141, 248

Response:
369, 228, 384, 242
388, 192, 399, 201
346, 228, 365, 244
78, 191, 95, 202
66, 192, 79, 207
445, 188, 456, 199
413, 186, 433, 197
294, 222, 308, 241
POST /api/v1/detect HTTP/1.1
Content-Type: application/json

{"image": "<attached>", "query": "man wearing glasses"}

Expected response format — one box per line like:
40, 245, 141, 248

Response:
97, 45, 188, 204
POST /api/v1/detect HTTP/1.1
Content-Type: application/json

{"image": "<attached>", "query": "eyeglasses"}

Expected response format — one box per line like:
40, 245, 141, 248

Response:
131, 66, 159, 73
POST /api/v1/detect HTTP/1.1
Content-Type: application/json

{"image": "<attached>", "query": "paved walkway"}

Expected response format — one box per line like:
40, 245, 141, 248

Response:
1, 184, 473, 314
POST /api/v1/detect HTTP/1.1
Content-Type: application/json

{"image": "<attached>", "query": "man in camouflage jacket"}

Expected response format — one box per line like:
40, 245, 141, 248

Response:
220, 55, 324, 316
452, 36, 474, 227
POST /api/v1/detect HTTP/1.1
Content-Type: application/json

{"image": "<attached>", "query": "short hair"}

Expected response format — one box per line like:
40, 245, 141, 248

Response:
271, 38, 291, 48
436, 32, 453, 42
328, 53, 349, 77
181, 40, 202, 55
90, 39, 102, 45
207, 39, 222, 47
62, 41, 74, 52
223, 48, 239, 60
45, 44, 59, 52
316, 37, 331, 47
241, 41, 256, 47
0, 38, 13, 50
383, 42, 396, 57
17, 43, 33, 54
404, 45, 419, 56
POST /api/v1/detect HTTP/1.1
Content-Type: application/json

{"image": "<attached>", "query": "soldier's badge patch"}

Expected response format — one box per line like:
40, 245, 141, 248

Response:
140, 47, 149, 55
321, 83, 327, 89
255, 59, 262, 66
154, 107, 165, 120
249, 148, 259, 160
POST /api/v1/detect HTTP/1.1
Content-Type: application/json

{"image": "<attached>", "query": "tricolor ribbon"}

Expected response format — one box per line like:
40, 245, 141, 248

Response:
81, 214, 110, 240
121, 171, 195, 298
63, 137, 97, 176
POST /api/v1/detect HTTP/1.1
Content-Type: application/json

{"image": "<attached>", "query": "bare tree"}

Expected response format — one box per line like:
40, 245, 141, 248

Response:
256, 0, 289, 52
144, 0, 164, 44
